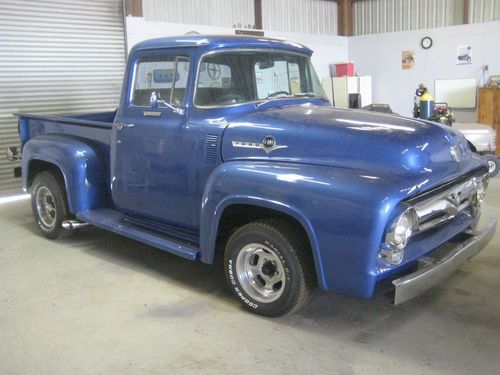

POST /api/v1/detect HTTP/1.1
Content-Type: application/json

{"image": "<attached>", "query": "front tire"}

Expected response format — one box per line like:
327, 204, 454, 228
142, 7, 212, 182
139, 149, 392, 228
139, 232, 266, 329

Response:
224, 219, 315, 317
31, 171, 72, 239
484, 154, 499, 177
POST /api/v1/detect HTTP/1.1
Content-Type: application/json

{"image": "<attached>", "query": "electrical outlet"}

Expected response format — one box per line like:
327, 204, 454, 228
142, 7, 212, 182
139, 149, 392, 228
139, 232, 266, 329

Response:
483, 64, 489, 72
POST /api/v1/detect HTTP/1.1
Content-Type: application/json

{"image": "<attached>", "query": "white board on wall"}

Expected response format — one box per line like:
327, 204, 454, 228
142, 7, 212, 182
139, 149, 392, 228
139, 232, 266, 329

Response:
434, 78, 477, 108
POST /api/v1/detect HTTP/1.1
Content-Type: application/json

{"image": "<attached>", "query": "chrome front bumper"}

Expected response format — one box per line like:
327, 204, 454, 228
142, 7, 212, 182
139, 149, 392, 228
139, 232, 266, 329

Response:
392, 218, 496, 305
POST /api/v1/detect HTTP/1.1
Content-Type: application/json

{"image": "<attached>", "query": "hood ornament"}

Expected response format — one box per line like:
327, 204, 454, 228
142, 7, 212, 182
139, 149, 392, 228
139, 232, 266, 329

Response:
232, 135, 287, 154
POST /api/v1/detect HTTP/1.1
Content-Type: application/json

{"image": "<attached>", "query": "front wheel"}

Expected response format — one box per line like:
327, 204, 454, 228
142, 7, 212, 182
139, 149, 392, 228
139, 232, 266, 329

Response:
224, 219, 315, 317
483, 154, 499, 177
31, 171, 72, 239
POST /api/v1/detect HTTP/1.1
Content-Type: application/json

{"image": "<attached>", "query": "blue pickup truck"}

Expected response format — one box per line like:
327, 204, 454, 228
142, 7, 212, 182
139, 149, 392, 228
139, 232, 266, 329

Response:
9, 35, 496, 316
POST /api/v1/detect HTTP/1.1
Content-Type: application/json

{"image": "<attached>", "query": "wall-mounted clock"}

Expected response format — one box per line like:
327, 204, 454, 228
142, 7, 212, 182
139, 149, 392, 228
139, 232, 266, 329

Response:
421, 36, 433, 49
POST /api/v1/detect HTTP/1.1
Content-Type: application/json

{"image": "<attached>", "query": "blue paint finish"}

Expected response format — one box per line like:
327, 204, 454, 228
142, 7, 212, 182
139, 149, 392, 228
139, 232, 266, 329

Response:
17, 112, 113, 211
221, 106, 481, 185
130, 35, 313, 56
199, 164, 327, 287
15, 35, 492, 302
198, 159, 484, 297
111, 47, 201, 228
18, 117, 30, 146
22, 134, 107, 213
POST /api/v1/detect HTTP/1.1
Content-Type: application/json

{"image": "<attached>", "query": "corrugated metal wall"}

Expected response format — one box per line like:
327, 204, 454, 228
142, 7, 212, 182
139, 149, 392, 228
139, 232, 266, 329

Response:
142, 0, 338, 35
353, 0, 463, 35
143, 0, 255, 29
262, 0, 338, 35
0, 0, 125, 195
469, 0, 500, 23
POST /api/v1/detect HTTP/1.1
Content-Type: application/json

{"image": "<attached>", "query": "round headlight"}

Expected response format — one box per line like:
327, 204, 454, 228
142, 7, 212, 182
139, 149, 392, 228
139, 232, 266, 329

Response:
385, 207, 418, 250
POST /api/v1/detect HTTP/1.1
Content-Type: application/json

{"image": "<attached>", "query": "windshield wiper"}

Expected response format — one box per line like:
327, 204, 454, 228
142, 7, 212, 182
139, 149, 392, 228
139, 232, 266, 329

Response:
293, 92, 318, 97
256, 94, 290, 108
256, 92, 319, 108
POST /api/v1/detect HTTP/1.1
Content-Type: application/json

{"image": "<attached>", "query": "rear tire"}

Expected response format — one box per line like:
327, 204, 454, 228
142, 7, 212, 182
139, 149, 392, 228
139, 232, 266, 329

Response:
224, 218, 315, 317
484, 154, 499, 177
31, 171, 72, 239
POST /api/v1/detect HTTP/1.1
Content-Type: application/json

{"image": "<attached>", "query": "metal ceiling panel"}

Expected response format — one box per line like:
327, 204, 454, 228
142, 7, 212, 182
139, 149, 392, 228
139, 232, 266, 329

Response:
143, 0, 255, 29
469, 0, 500, 23
262, 0, 338, 35
353, 0, 460, 35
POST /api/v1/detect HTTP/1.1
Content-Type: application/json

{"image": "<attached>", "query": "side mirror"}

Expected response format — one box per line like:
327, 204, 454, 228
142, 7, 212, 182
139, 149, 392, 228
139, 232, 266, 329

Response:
150, 91, 159, 109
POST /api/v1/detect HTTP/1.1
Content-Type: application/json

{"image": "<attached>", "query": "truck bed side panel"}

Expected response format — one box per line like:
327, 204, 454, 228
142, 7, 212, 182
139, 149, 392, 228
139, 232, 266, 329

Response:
18, 113, 113, 148
18, 113, 113, 212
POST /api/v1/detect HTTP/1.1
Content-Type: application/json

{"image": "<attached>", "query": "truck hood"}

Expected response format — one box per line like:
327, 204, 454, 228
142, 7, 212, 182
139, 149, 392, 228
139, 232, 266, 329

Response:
221, 104, 484, 192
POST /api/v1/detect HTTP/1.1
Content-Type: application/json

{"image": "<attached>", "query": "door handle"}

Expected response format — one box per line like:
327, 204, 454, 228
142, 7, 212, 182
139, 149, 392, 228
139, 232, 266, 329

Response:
116, 123, 134, 131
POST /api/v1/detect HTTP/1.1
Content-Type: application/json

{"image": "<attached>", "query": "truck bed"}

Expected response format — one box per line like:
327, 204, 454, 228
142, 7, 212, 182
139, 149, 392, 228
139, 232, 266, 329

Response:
16, 111, 116, 206
16, 111, 115, 148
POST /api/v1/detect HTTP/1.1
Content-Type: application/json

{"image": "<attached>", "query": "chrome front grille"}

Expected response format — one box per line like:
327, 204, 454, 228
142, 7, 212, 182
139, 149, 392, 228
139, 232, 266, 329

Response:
413, 175, 487, 233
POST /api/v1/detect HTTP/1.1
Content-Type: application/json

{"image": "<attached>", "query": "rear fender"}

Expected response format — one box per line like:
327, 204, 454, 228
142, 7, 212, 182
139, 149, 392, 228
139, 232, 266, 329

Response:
22, 135, 106, 213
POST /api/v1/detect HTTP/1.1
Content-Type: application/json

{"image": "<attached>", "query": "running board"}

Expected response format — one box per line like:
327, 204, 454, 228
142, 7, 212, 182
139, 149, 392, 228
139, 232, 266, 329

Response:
76, 209, 199, 261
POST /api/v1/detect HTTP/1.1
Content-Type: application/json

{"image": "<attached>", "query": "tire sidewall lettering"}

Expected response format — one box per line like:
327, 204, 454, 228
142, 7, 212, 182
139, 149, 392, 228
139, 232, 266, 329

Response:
228, 260, 258, 309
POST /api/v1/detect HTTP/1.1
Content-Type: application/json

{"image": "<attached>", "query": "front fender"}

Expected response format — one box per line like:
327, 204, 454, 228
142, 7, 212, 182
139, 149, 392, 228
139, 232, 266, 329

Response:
199, 161, 414, 296
22, 134, 106, 213
199, 161, 327, 288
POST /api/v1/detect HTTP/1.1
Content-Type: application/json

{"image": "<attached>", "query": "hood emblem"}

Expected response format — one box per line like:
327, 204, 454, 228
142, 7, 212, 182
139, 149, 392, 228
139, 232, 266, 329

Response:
232, 135, 287, 154
450, 145, 462, 162
448, 192, 462, 207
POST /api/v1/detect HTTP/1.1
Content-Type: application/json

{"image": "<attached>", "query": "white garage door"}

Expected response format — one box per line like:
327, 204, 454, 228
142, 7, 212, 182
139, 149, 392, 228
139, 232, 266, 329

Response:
0, 0, 126, 195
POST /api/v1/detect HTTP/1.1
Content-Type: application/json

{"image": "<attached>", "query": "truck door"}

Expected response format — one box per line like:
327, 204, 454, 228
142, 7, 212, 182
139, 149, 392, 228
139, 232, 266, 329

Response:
111, 48, 198, 228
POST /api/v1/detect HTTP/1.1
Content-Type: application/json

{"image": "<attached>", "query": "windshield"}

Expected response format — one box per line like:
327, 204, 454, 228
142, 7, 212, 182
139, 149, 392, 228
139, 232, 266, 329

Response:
195, 51, 327, 107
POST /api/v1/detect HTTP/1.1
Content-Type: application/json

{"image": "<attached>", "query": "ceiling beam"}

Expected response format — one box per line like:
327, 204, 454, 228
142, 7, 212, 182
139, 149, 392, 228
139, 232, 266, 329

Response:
254, 0, 263, 29
125, 0, 142, 17
337, 0, 354, 36
463, 0, 469, 24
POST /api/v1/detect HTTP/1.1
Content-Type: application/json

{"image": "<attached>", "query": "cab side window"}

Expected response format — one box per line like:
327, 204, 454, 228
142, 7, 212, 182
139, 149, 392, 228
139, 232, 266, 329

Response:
131, 56, 190, 108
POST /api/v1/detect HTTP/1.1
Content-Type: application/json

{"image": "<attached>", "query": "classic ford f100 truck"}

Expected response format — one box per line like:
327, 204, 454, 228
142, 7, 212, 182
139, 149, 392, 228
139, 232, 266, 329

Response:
9, 35, 496, 316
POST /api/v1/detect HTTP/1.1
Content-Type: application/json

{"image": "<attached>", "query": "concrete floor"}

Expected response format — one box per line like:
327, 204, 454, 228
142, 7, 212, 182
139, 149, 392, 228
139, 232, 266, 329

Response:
1, 179, 499, 375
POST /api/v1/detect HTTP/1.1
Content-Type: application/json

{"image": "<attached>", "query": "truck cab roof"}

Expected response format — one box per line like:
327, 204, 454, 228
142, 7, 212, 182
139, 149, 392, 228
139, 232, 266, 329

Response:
131, 34, 313, 56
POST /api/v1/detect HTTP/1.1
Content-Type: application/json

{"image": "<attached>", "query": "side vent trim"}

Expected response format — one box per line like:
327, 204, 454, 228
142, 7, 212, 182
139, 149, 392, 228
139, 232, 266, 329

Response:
204, 134, 219, 165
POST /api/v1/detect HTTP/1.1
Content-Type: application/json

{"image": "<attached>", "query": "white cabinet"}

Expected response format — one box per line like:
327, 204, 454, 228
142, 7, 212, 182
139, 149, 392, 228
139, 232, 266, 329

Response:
322, 76, 372, 109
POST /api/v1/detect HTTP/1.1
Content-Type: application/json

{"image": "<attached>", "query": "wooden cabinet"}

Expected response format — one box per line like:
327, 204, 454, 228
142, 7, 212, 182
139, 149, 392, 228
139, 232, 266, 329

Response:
477, 88, 500, 156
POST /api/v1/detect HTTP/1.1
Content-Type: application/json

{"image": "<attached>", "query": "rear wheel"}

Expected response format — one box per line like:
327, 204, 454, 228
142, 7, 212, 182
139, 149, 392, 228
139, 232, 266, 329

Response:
224, 218, 315, 317
484, 154, 499, 177
31, 171, 72, 239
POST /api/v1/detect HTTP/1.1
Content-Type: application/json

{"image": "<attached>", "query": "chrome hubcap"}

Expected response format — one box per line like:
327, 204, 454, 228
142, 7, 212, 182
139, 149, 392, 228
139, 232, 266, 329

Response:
36, 186, 57, 228
235, 243, 286, 303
